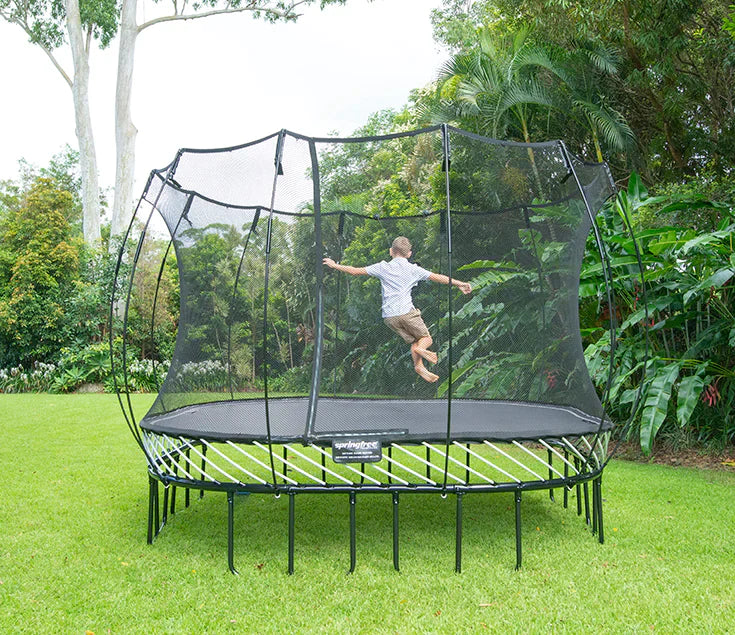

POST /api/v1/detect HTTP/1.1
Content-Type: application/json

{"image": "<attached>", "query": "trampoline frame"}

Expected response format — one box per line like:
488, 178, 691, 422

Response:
111, 124, 643, 574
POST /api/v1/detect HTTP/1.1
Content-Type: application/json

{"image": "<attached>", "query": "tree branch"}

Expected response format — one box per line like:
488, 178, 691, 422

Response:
139, 0, 310, 33
0, 11, 73, 88
39, 42, 74, 88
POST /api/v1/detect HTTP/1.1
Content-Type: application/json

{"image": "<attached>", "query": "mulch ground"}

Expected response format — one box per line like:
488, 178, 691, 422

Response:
612, 441, 735, 472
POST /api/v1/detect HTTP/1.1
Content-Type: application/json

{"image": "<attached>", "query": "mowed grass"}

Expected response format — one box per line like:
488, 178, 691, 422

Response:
1, 394, 734, 633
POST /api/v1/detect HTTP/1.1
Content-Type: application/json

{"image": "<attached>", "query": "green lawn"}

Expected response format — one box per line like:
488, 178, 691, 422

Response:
2, 394, 734, 633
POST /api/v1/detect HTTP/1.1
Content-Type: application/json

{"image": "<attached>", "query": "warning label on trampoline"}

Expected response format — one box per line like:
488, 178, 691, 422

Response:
332, 438, 383, 464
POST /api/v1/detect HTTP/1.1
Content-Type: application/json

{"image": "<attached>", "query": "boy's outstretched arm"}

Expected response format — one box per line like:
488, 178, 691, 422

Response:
323, 257, 368, 276
428, 272, 472, 294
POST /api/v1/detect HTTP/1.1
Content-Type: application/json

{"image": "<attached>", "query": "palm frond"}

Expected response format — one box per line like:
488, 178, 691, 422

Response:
575, 99, 635, 151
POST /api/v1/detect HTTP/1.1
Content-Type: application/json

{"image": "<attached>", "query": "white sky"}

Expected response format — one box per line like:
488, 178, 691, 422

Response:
0, 0, 447, 193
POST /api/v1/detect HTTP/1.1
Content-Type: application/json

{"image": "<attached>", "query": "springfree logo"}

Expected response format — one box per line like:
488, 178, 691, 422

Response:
332, 438, 383, 464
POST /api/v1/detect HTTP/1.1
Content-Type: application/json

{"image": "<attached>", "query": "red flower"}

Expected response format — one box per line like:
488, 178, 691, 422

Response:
701, 379, 720, 407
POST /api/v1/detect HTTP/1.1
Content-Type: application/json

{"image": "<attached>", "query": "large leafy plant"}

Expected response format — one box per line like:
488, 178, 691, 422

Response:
582, 174, 734, 452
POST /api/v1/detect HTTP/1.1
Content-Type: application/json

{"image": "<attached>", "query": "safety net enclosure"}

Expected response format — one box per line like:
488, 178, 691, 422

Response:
112, 125, 623, 573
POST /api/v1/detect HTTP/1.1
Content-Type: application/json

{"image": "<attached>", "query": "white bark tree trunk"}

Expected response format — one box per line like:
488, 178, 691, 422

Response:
110, 0, 139, 243
65, 0, 101, 244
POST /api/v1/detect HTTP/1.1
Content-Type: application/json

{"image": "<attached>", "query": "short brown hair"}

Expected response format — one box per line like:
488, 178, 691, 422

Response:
391, 236, 412, 257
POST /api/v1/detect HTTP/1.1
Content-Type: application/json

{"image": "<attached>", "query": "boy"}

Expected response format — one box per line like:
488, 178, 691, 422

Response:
323, 236, 472, 383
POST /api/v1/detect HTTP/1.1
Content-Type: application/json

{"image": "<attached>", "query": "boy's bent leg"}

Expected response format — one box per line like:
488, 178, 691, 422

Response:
414, 335, 437, 365
411, 342, 439, 382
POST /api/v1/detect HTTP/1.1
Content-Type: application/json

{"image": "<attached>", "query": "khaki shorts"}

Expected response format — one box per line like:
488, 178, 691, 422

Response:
384, 308, 430, 344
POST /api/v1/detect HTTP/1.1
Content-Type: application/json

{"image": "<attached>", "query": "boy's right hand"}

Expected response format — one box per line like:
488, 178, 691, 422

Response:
323, 257, 336, 268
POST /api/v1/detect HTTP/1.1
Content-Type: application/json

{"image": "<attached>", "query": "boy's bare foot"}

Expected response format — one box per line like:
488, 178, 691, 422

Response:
415, 348, 438, 365
415, 365, 439, 383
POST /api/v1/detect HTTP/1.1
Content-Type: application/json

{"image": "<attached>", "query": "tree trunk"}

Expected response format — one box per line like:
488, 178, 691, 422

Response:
110, 0, 139, 244
65, 0, 101, 245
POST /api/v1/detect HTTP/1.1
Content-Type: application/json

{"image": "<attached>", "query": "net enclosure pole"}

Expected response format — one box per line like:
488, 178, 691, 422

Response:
558, 141, 617, 464
306, 136, 325, 441
111, 156, 181, 477
441, 124, 454, 492
262, 130, 287, 486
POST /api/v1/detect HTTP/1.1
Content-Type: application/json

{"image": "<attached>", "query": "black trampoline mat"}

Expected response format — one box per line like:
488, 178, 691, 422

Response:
140, 397, 611, 444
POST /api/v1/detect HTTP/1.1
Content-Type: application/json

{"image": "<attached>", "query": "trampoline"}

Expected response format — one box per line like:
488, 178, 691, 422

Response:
112, 125, 637, 573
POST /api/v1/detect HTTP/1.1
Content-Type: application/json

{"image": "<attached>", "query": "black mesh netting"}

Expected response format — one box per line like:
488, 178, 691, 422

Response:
118, 126, 616, 444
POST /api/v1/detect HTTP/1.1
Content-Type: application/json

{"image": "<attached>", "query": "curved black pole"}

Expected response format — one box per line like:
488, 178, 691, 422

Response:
262, 131, 287, 485
558, 141, 617, 466
149, 193, 194, 406
306, 137, 325, 441
111, 158, 180, 477
441, 124, 454, 492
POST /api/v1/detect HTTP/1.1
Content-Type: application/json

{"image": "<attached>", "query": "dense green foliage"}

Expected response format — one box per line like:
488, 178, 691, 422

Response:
431, 0, 735, 182
583, 175, 734, 451
1, 3, 734, 453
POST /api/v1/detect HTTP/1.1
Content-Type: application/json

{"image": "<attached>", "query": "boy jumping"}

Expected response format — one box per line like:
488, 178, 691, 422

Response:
323, 236, 472, 383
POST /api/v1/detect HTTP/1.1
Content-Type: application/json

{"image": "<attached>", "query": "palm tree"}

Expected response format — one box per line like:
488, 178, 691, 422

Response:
433, 26, 567, 193
432, 28, 635, 164
435, 26, 563, 143
559, 40, 636, 163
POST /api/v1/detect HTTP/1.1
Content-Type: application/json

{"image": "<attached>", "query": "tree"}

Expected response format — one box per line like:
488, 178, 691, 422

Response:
435, 26, 562, 143
110, 0, 349, 242
0, 0, 116, 245
0, 177, 82, 364
432, 0, 735, 182
2, 0, 350, 247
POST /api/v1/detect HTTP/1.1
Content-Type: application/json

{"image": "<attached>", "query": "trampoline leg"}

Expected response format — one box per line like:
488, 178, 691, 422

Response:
563, 450, 569, 509
147, 476, 157, 544
547, 449, 555, 502
348, 492, 356, 574
392, 492, 400, 572
288, 492, 295, 575
592, 478, 598, 536
161, 486, 169, 529
200, 445, 207, 500
595, 477, 605, 544
185, 448, 191, 508
227, 491, 239, 575
584, 480, 591, 525
514, 490, 522, 570
575, 458, 582, 517
455, 492, 463, 574
170, 485, 177, 516
154, 481, 161, 537
465, 444, 471, 484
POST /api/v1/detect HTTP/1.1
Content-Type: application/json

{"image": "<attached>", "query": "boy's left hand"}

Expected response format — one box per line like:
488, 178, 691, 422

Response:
458, 281, 472, 295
